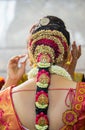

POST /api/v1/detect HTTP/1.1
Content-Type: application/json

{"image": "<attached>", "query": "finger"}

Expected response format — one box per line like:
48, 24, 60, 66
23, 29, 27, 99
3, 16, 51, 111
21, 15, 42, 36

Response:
18, 61, 27, 73
67, 52, 72, 62
18, 54, 28, 58
77, 45, 81, 59
20, 62, 26, 69
72, 41, 77, 50
18, 55, 28, 68
72, 41, 80, 59
9, 56, 20, 63
9, 54, 28, 64
18, 54, 28, 63
10, 58, 20, 65
71, 49, 77, 60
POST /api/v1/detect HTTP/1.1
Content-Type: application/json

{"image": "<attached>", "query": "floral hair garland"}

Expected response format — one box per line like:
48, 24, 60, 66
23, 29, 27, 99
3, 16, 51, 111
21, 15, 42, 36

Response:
28, 64, 72, 130
28, 65, 72, 81
35, 53, 52, 130
28, 17, 71, 130
28, 29, 69, 64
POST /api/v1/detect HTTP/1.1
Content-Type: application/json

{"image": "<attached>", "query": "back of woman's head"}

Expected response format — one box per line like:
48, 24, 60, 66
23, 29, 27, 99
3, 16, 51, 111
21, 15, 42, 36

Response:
27, 15, 70, 130
30, 15, 70, 45
28, 15, 70, 66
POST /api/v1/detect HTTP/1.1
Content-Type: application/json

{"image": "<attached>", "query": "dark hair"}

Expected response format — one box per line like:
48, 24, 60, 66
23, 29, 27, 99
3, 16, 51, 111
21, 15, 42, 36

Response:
31, 15, 70, 46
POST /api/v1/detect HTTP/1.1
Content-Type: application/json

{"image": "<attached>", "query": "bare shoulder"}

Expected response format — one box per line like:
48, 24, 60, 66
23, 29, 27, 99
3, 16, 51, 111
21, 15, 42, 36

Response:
50, 74, 77, 89
12, 78, 36, 93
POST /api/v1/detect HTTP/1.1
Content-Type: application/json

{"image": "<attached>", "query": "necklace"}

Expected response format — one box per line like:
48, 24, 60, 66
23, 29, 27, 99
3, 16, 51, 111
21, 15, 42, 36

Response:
28, 65, 72, 80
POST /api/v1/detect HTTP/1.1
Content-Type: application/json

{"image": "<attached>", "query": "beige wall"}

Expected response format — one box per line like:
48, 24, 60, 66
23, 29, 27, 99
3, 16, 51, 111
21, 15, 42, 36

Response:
0, 0, 85, 78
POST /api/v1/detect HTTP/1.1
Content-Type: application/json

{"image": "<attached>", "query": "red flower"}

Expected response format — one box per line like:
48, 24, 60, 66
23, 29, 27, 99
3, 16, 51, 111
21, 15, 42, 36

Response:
37, 69, 50, 84
36, 91, 48, 104
36, 112, 48, 126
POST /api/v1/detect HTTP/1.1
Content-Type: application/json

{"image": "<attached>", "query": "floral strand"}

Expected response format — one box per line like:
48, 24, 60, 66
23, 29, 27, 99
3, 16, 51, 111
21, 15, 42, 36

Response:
28, 65, 72, 81
35, 53, 51, 130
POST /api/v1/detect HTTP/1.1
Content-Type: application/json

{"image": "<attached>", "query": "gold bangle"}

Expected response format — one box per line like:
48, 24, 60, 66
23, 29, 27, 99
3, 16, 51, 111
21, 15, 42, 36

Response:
66, 61, 71, 65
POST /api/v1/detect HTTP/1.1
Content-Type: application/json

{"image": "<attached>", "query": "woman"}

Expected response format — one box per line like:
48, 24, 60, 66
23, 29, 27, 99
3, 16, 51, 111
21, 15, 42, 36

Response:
0, 15, 85, 130
1, 41, 82, 90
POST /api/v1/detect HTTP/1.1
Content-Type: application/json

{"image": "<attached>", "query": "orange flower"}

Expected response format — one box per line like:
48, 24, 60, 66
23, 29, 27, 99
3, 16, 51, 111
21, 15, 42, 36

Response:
0, 76, 5, 89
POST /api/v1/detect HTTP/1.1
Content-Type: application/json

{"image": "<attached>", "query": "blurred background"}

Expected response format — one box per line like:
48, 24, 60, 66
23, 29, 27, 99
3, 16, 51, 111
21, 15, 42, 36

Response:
0, 0, 85, 78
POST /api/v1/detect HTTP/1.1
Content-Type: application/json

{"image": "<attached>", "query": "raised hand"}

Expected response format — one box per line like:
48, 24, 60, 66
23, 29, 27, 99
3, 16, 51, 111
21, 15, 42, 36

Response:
64, 41, 81, 79
2, 54, 28, 89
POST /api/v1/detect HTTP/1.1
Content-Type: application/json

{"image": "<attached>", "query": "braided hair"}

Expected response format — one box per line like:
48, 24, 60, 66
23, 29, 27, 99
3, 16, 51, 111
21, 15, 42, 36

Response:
28, 16, 70, 130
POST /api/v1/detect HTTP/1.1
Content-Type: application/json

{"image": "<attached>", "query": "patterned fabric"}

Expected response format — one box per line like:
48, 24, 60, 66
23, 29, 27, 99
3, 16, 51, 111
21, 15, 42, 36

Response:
72, 82, 85, 129
60, 82, 85, 130
74, 72, 85, 82
0, 83, 85, 130
0, 87, 23, 130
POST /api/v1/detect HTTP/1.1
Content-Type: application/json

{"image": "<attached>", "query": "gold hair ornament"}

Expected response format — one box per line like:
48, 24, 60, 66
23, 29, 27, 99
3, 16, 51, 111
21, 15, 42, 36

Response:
30, 37, 64, 63
34, 45, 55, 63
39, 17, 50, 26
31, 30, 68, 45
29, 30, 68, 63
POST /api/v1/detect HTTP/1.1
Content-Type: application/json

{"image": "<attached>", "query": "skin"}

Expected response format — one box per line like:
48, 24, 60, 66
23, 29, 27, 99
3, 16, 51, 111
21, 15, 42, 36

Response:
1, 41, 81, 129
1, 55, 27, 90
64, 41, 81, 79
2, 41, 81, 90
12, 71, 76, 129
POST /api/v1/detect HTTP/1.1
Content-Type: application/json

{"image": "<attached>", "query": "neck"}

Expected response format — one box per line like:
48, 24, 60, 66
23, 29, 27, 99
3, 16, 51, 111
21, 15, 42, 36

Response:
28, 65, 72, 80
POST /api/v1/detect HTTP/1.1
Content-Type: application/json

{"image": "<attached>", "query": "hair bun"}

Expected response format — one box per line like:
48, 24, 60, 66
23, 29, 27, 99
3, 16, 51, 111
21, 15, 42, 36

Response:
45, 15, 66, 29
